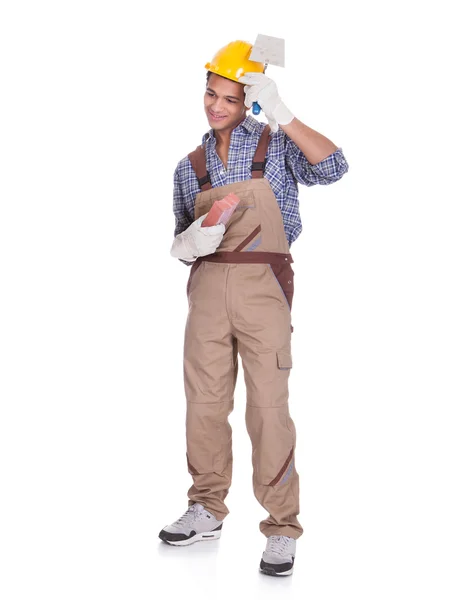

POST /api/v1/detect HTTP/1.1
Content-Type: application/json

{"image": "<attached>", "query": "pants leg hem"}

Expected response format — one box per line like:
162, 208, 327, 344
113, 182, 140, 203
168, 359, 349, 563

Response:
260, 524, 304, 539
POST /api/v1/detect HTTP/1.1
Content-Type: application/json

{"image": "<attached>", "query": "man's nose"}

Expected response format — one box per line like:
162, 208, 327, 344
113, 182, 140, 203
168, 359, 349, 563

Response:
212, 97, 225, 112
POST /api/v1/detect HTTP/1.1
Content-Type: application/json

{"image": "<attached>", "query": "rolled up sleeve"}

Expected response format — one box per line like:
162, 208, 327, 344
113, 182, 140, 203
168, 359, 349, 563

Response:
285, 138, 349, 186
173, 167, 192, 237
172, 167, 196, 266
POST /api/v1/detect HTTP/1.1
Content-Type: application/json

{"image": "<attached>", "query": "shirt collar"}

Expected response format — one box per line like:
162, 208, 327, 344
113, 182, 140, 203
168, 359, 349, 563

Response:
202, 115, 262, 144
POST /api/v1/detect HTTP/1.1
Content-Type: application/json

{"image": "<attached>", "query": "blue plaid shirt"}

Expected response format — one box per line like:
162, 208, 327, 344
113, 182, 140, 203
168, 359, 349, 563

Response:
173, 115, 348, 246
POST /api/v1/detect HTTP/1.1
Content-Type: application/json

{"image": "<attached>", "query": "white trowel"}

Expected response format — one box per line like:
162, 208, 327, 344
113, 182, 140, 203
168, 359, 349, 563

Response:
249, 34, 286, 115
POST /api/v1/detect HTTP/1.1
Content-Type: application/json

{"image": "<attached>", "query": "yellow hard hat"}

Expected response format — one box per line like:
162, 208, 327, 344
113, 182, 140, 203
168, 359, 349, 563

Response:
205, 40, 265, 82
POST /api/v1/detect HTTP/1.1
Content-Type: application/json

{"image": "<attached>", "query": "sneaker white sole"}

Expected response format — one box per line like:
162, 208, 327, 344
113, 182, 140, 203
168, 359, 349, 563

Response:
260, 557, 295, 577
161, 529, 222, 547
260, 565, 294, 576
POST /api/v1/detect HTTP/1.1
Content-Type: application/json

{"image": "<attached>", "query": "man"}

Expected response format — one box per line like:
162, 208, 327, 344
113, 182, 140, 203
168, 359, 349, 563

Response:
158, 39, 349, 577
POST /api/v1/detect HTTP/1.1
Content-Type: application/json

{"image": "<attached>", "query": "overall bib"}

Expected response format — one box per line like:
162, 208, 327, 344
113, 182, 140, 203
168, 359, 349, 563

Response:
184, 125, 303, 539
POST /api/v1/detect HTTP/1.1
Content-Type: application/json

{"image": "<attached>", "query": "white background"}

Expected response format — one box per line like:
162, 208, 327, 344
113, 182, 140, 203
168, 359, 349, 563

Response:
1, 1, 453, 598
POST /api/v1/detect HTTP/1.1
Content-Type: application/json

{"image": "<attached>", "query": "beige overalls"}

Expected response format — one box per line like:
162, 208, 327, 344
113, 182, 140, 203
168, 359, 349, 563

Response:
184, 125, 303, 539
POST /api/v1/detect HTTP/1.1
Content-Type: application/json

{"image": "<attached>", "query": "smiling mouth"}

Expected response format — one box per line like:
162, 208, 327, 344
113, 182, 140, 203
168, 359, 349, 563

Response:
208, 110, 227, 120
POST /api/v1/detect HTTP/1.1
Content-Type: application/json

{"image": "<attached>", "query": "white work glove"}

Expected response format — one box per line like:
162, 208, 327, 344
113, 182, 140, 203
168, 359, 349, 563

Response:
170, 214, 225, 262
238, 72, 294, 133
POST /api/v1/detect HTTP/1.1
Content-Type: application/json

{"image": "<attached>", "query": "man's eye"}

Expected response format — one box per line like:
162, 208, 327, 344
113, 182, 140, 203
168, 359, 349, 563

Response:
207, 92, 215, 97
227, 99, 237, 104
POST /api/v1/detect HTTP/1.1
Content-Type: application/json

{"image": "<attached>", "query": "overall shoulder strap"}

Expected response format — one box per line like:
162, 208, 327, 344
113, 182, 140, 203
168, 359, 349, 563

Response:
251, 125, 271, 179
188, 144, 212, 191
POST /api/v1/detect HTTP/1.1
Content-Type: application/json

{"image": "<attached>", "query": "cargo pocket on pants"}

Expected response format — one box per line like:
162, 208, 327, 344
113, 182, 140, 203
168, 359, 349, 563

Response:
277, 350, 292, 370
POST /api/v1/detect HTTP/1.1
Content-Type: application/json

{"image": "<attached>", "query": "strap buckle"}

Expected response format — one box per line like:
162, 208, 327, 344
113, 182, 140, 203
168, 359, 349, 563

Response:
198, 173, 211, 187
251, 160, 267, 172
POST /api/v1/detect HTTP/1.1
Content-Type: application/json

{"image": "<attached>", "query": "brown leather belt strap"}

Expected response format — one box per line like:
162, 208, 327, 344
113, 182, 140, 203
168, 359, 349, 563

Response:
188, 145, 212, 191
251, 125, 271, 179
200, 251, 293, 265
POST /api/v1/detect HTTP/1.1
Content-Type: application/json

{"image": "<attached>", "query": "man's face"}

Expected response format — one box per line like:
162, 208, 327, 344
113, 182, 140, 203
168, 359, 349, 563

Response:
204, 73, 247, 132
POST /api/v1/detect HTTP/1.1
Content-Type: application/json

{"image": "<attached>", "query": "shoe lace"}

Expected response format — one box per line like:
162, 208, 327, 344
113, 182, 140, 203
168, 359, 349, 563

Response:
172, 504, 203, 528
268, 535, 291, 556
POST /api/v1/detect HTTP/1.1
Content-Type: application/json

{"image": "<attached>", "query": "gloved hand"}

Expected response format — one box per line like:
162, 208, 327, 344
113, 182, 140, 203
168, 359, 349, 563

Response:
238, 72, 294, 133
170, 214, 225, 262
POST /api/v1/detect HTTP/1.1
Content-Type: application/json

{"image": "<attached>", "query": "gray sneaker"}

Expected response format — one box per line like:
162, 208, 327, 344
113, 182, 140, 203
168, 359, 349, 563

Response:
260, 535, 296, 576
158, 503, 223, 546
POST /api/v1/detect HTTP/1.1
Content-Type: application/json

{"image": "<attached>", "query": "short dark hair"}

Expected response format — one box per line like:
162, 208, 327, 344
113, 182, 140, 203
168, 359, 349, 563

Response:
206, 71, 238, 85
